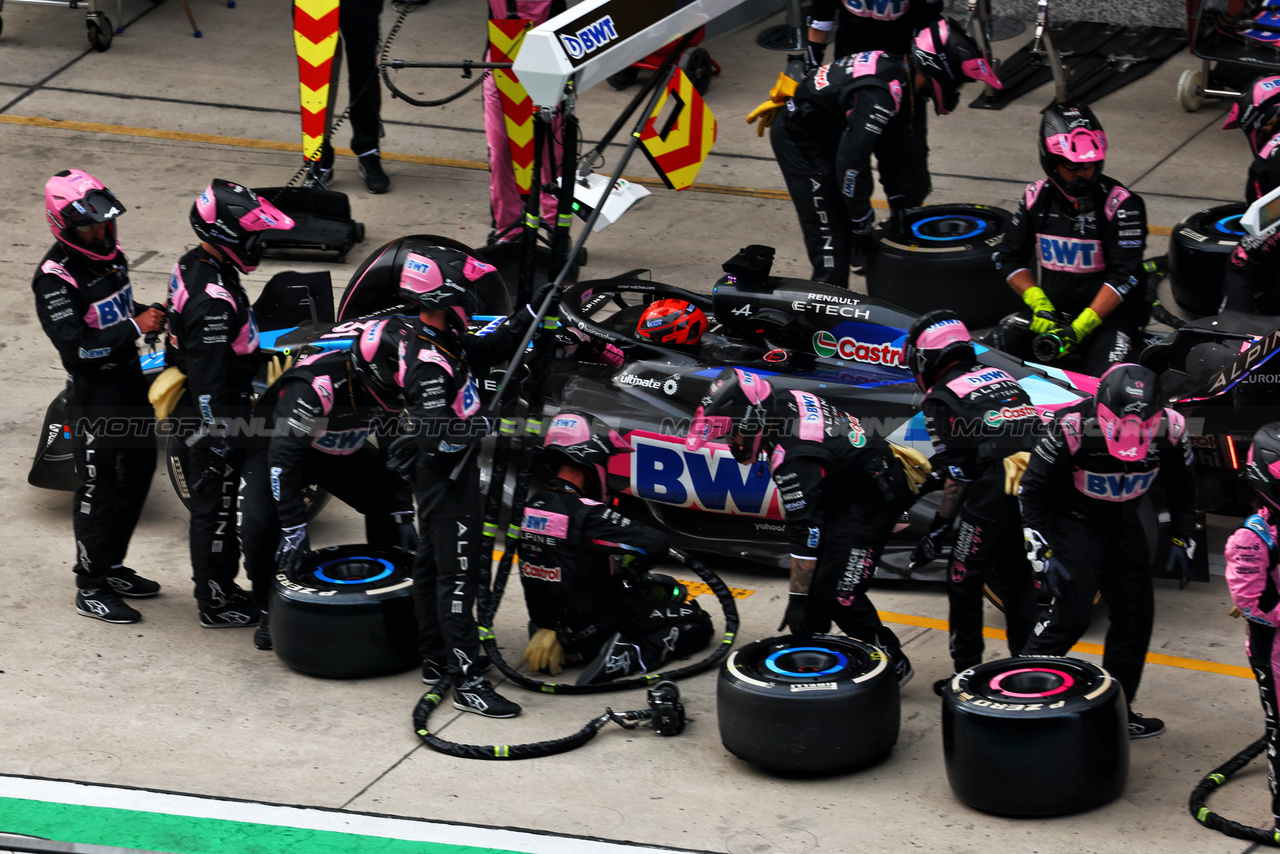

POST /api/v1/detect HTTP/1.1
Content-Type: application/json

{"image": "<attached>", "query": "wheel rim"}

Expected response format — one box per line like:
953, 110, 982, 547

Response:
1208, 213, 1246, 238
909, 213, 997, 244
986, 667, 1076, 699
311, 556, 396, 586
764, 646, 849, 678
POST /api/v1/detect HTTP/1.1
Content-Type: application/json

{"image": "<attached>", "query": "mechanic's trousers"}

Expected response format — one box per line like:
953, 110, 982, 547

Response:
410, 456, 487, 685
1247, 620, 1280, 820
1021, 508, 1155, 705
808, 470, 913, 662
563, 597, 714, 669
67, 371, 156, 588
945, 469, 1038, 671
238, 444, 409, 612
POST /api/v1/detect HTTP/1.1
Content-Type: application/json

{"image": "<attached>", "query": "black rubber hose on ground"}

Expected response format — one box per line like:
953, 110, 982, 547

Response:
1189, 734, 1280, 846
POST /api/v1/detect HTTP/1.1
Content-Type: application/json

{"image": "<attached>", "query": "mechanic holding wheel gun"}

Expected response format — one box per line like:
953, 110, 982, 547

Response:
747, 18, 1000, 289
686, 367, 931, 686
34, 170, 166, 625
516, 410, 713, 685
1220, 76, 1280, 314
1019, 363, 1196, 739
386, 245, 551, 719
1225, 423, 1280, 827
237, 318, 417, 652
992, 101, 1148, 375
165, 180, 294, 629
903, 310, 1041, 696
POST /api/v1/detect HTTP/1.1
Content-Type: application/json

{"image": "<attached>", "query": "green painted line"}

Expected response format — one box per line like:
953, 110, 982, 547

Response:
0, 797, 513, 854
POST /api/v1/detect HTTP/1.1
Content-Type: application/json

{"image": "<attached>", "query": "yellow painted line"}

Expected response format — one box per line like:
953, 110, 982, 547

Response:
877, 609, 1255, 679
0, 114, 1187, 228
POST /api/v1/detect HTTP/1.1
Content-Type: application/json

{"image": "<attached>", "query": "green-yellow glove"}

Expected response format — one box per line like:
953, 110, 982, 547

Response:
1021, 286, 1059, 335
1069, 307, 1102, 342
519, 627, 566, 676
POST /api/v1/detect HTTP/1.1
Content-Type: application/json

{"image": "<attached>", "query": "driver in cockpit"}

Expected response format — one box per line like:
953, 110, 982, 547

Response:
635, 299, 710, 355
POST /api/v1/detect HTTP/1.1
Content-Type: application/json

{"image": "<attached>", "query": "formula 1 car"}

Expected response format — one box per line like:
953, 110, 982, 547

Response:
28, 238, 1218, 584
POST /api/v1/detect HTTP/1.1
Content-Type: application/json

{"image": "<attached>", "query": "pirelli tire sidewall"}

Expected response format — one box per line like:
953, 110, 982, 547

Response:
865, 204, 1020, 328
942, 656, 1129, 816
1168, 202, 1247, 317
271, 544, 418, 679
717, 634, 900, 774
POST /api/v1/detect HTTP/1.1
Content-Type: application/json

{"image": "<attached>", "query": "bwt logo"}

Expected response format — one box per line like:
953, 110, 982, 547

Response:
404, 257, 433, 275
523, 513, 549, 532
559, 16, 619, 59
1037, 235, 1104, 273
630, 435, 779, 517
1081, 469, 1157, 500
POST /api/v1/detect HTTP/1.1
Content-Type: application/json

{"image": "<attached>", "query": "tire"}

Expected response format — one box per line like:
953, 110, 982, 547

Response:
680, 47, 713, 95
942, 656, 1129, 816
87, 15, 112, 51
164, 431, 330, 519
865, 204, 1020, 328
271, 544, 418, 678
1168, 202, 1247, 317
718, 634, 900, 774
1178, 68, 1205, 112
606, 67, 638, 90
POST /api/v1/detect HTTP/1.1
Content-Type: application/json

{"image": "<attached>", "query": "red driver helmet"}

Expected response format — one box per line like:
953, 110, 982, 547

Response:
636, 299, 709, 351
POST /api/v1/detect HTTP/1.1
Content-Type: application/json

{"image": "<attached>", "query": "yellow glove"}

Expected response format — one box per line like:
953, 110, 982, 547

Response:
746, 71, 799, 137
1021, 286, 1059, 335
1002, 451, 1031, 495
1069, 307, 1102, 342
519, 628, 566, 676
147, 366, 187, 421
888, 443, 932, 494
265, 352, 296, 387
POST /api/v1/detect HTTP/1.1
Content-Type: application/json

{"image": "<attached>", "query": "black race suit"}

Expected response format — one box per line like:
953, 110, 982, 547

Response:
809, 0, 943, 57
992, 176, 1148, 375
1222, 139, 1280, 313
401, 315, 527, 685
165, 247, 262, 609
517, 478, 712, 667
921, 361, 1040, 671
238, 350, 412, 611
764, 387, 915, 658
771, 52, 929, 289
33, 244, 155, 589
1019, 399, 1196, 705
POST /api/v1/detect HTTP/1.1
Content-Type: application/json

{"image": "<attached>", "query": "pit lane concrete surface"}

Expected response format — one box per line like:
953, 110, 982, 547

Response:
0, 1, 1272, 852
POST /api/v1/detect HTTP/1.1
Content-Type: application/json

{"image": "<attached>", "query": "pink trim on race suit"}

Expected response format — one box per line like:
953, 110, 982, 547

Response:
416, 347, 481, 417
791, 390, 827, 442
415, 347, 455, 376
1097, 401, 1163, 462
521, 507, 570, 539
851, 52, 878, 77
462, 256, 497, 281
202, 282, 259, 355
295, 353, 325, 368
169, 267, 190, 315
888, 80, 903, 112
1025, 180, 1045, 208
1043, 128, 1107, 163
1225, 507, 1280, 634
769, 445, 786, 470
1166, 408, 1186, 444
1103, 186, 1130, 221
40, 260, 76, 287
735, 369, 772, 404
685, 406, 732, 450
944, 367, 1014, 397
1060, 411, 1083, 455
1270, 459, 1280, 481
400, 252, 444, 296
546, 413, 593, 446
359, 319, 389, 362
310, 375, 335, 416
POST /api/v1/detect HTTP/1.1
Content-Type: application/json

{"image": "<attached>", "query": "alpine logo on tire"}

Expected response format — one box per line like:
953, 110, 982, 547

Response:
717, 634, 899, 774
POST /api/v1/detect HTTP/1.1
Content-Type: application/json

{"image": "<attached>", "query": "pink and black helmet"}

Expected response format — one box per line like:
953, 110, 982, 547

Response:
45, 169, 126, 262
685, 367, 774, 464
350, 317, 408, 412
543, 409, 632, 499
189, 179, 294, 273
1245, 422, 1280, 513
395, 245, 504, 332
1095, 363, 1164, 463
911, 18, 1002, 116
1223, 75, 1280, 156
1039, 101, 1108, 201
905, 309, 974, 392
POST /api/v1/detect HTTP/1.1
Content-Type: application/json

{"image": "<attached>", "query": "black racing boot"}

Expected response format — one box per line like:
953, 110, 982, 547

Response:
452, 677, 521, 718
105, 565, 160, 598
76, 587, 141, 624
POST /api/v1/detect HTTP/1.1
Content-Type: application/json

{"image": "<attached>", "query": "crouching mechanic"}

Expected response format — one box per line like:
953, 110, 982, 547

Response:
757, 18, 1000, 288
34, 169, 166, 623
687, 368, 931, 685
1220, 76, 1280, 314
993, 102, 1148, 374
238, 318, 417, 650
1225, 423, 1280, 826
1020, 363, 1197, 738
904, 310, 1041, 695
517, 410, 713, 685
388, 245, 548, 719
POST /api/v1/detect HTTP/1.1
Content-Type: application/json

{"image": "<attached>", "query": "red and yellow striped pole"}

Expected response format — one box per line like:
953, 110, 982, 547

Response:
294, 0, 341, 162
489, 18, 535, 194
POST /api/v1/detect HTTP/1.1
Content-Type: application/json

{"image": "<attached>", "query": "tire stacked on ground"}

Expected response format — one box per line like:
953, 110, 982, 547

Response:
717, 635, 899, 774
942, 657, 1129, 816
271, 544, 418, 679
1168, 203, 1248, 317
865, 204, 1019, 328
